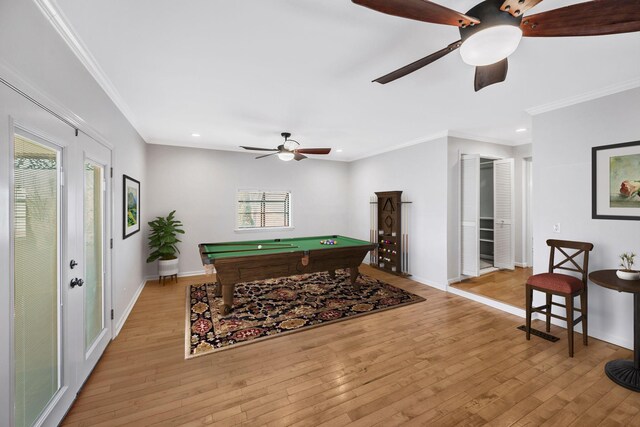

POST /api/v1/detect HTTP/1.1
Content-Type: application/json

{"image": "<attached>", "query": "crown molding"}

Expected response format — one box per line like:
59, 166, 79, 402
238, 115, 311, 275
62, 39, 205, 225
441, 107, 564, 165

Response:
33, 0, 144, 140
526, 77, 640, 116
350, 130, 449, 162
447, 130, 527, 146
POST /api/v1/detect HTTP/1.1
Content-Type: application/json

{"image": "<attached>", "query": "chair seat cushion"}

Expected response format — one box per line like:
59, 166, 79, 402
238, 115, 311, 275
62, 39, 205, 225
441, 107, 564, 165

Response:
526, 273, 584, 294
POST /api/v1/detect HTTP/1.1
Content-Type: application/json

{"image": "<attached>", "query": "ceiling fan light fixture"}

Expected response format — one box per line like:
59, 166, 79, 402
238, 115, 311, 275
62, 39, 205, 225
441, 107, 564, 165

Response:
278, 151, 295, 161
459, 25, 522, 66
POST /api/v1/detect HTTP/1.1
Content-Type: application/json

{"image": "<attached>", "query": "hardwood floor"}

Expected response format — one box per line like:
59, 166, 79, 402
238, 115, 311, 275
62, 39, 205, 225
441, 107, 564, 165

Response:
451, 267, 533, 309
62, 265, 639, 426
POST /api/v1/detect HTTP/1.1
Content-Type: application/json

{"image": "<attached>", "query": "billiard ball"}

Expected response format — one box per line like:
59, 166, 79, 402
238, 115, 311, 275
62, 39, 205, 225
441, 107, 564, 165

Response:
258, 245, 262, 249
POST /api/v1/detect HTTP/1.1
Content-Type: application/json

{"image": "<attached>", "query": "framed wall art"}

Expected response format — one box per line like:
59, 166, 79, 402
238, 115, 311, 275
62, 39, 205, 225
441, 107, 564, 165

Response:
592, 140, 640, 220
123, 174, 141, 238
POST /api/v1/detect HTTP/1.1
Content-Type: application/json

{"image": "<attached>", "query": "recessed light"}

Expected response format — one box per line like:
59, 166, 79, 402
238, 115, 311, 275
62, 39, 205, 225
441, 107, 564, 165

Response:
516, 128, 527, 133
336, 149, 343, 153
191, 133, 201, 137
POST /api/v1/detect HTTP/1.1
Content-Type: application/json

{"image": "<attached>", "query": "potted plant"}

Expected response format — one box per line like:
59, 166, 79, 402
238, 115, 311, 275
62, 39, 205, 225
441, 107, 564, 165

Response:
617, 252, 639, 280
146, 210, 185, 280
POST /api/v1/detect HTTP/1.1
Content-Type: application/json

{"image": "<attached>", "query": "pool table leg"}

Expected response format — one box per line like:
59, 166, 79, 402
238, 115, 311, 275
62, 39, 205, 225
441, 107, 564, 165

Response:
328, 270, 336, 279
350, 267, 361, 291
221, 283, 234, 315
214, 279, 222, 297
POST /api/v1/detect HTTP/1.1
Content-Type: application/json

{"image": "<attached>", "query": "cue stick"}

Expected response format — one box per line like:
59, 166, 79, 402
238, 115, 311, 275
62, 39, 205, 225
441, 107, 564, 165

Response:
200, 242, 296, 247
406, 203, 411, 274
370, 195, 374, 265
404, 199, 407, 274
202, 245, 300, 255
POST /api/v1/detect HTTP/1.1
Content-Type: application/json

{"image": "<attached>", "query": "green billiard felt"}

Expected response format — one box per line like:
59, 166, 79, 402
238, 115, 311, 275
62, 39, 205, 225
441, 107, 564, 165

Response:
201, 235, 371, 260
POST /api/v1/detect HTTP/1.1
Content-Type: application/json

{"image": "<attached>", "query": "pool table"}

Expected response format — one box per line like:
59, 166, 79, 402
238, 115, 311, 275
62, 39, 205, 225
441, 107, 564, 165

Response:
198, 235, 376, 314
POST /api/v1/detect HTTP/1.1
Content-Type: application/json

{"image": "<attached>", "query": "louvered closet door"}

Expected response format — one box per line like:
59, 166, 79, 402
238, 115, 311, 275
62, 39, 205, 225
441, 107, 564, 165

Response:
493, 158, 515, 270
461, 154, 480, 277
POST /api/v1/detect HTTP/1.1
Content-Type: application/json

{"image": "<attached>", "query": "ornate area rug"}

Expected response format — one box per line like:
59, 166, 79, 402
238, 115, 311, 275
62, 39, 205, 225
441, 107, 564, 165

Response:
186, 270, 424, 358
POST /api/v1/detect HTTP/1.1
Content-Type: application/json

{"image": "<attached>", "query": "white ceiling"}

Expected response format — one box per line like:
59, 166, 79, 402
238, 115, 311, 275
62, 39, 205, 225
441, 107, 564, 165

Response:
51, 0, 640, 161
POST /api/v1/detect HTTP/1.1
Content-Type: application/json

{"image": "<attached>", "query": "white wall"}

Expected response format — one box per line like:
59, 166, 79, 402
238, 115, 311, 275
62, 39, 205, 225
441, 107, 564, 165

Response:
348, 137, 449, 288
0, 0, 147, 334
144, 144, 350, 276
533, 87, 640, 349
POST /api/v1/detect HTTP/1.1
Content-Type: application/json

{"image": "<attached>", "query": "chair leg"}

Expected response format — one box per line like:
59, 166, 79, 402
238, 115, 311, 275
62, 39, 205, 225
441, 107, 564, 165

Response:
545, 293, 552, 332
566, 295, 574, 357
581, 289, 588, 346
525, 285, 533, 341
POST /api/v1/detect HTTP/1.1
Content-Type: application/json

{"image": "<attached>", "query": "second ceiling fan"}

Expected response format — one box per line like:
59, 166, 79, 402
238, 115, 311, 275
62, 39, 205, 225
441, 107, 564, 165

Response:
241, 133, 331, 161
353, 0, 640, 91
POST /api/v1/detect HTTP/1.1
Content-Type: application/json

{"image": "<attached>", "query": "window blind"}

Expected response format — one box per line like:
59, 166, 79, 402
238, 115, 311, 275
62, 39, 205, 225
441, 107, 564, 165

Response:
237, 190, 291, 229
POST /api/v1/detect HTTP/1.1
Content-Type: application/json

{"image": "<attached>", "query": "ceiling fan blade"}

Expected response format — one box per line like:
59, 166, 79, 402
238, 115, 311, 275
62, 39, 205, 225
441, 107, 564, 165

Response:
373, 40, 461, 84
240, 146, 279, 152
255, 152, 278, 159
474, 58, 508, 92
294, 153, 308, 161
500, 0, 543, 18
295, 148, 331, 155
521, 0, 640, 37
352, 0, 479, 27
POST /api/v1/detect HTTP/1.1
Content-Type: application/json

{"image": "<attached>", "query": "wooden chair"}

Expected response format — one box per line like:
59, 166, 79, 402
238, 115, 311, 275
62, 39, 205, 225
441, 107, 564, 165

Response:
525, 239, 594, 357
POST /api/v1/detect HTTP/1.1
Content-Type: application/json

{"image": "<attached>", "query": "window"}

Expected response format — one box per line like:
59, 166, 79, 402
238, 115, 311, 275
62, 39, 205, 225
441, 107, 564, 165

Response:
236, 190, 291, 230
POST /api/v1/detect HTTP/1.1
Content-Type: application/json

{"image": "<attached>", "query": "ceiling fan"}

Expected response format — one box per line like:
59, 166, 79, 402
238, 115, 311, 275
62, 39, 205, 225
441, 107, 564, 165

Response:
353, 0, 640, 91
240, 133, 332, 161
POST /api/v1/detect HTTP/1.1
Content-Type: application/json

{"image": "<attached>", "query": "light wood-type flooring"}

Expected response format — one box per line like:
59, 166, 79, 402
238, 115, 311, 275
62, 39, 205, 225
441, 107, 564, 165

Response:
62, 265, 640, 426
451, 267, 533, 309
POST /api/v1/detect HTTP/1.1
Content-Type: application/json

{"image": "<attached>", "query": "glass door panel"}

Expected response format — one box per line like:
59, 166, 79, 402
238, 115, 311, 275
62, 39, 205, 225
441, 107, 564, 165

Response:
84, 161, 104, 351
13, 134, 61, 427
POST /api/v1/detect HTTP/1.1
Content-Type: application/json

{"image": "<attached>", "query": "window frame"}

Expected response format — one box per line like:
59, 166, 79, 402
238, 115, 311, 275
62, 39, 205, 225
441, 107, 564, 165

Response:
234, 189, 294, 232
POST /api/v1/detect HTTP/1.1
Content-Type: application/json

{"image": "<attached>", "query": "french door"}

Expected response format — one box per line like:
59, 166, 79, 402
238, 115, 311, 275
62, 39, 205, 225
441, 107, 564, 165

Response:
2, 84, 112, 427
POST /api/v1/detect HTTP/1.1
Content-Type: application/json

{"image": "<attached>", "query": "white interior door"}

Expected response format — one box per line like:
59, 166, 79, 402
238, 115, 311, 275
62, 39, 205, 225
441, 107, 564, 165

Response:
461, 154, 480, 277
2, 83, 112, 427
11, 125, 73, 427
67, 132, 112, 383
494, 158, 515, 270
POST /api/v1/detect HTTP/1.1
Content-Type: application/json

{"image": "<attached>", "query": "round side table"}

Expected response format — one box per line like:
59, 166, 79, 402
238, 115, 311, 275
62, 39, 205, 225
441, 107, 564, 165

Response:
589, 269, 640, 392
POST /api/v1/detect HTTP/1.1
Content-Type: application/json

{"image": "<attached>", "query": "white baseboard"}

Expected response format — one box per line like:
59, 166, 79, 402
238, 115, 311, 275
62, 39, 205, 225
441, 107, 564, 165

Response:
540, 317, 632, 351
515, 262, 529, 268
144, 269, 207, 281
410, 275, 446, 291
447, 287, 633, 350
114, 279, 146, 337
447, 286, 527, 319
178, 270, 206, 278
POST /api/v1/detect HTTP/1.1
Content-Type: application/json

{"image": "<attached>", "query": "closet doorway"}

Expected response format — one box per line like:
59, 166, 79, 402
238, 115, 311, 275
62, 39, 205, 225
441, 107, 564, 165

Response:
460, 154, 515, 278
454, 154, 534, 309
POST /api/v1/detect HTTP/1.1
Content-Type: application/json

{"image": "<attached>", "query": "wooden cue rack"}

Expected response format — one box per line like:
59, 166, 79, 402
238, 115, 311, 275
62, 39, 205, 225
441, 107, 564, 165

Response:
370, 191, 411, 276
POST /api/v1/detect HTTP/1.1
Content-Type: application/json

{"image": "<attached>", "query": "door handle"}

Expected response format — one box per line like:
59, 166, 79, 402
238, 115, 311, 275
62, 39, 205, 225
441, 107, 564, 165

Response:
70, 278, 84, 288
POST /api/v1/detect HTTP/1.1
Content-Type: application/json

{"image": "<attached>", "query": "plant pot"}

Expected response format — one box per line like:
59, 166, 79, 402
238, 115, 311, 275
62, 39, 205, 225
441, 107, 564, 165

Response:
616, 269, 640, 280
158, 257, 179, 278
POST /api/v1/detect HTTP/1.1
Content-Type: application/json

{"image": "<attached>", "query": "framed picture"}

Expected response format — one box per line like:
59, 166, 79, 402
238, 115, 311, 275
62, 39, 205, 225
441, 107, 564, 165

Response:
592, 140, 640, 220
123, 174, 141, 238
